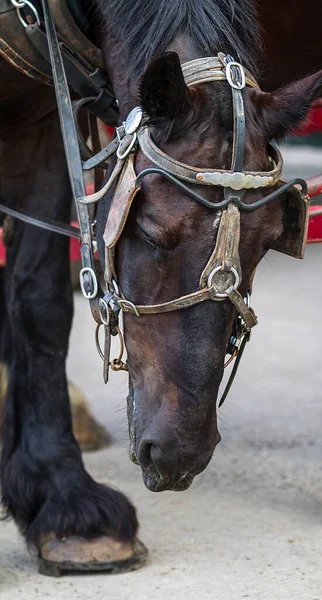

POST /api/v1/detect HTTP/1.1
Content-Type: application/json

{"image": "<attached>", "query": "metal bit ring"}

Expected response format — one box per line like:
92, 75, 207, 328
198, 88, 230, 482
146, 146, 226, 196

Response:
207, 265, 240, 298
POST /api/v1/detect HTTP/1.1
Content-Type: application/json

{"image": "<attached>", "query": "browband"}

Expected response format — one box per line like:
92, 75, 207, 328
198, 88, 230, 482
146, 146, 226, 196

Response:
138, 128, 283, 190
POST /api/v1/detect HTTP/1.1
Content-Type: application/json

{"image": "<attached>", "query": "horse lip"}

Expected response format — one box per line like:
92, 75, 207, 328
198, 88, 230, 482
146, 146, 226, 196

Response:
171, 472, 194, 491
142, 470, 194, 492
143, 471, 170, 492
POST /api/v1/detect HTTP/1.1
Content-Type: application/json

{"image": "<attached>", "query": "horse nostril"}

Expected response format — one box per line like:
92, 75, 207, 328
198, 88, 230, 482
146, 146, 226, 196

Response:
138, 438, 175, 480
138, 439, 154, 470
149, 444, 167, 476
138, 439, 169, 477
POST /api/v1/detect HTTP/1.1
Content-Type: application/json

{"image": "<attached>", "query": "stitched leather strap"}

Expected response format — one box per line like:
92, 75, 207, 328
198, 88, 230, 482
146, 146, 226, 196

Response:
199, 203, 241, 287
226, 287, 257, 329
26, 22, 118, 125
117, 284, 226, 315
42, 0, 102, 323
137, 128, 283, 188
0, 201, 79, 238
181, 57, 260, 89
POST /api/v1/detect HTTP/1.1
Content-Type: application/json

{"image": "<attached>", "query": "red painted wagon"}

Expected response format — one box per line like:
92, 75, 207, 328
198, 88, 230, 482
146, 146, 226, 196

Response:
298, 102, 322, 243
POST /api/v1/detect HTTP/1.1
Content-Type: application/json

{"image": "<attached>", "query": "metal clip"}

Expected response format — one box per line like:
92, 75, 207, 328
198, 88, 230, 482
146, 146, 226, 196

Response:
124, 106, 143, 135
99, 297, 111, 325
110, 326, 128, 372
117, 299, 140, 316
79, 267, 98, 300
116, 133, 137, 160
103, 324, 111, 383
11, 0, 40, 27
225, 62, 246, 90
95, 323, 111, 383
110, 358, 128, 372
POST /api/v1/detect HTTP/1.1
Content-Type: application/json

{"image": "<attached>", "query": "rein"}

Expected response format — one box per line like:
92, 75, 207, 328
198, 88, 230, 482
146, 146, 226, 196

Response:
2, 2, 309, 405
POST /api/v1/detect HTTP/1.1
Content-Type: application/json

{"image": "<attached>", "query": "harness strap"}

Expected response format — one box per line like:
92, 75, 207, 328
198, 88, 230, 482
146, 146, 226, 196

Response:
0, 5, 52, 85
217, 54, 250, 404
225, 288, 257, 329
117, 285, 226, 315
41, 0, 101, 323
82, 138, 120, 171
199, 203, 241, 286
48, 0, 103, 69
218, 331, 250, 408
0, 201, 79, 238
26, 22, 118, 125
116, 280, 257, 327
137, 128, 282, 189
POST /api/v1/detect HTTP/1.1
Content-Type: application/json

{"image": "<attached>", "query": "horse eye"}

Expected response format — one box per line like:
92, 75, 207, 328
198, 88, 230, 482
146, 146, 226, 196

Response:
143, 234, 158, 249
136, 220, 174, 251
137, 227, 158, 249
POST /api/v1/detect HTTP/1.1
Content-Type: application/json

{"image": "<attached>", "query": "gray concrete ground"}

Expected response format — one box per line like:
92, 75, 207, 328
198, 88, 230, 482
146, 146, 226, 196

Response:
1, 147, 322, 599
283, 144, 322, 182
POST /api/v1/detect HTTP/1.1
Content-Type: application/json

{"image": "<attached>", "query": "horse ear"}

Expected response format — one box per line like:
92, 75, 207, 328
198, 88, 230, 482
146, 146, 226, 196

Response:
139, 52, 193, 121
254, 70, 322, 141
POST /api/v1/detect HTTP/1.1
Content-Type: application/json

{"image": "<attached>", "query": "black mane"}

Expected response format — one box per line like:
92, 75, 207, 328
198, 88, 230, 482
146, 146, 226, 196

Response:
96, 0, 261, 76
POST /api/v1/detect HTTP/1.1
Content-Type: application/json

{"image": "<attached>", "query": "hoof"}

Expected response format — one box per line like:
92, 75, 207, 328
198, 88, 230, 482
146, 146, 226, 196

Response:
68, 382, 110, 452
38, 535, 148, 577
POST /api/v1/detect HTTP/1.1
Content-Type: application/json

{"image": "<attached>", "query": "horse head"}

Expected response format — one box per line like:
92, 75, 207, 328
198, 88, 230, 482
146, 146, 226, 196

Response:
96, 2, 322, 491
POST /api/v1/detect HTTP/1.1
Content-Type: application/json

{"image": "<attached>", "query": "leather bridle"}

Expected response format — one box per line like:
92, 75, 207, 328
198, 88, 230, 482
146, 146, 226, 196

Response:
92, 54, 307, 402
2, 2, 309, 405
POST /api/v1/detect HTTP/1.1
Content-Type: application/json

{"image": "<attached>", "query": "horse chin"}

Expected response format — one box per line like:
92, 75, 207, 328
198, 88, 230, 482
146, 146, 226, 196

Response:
129, 444, 194, 490
142, 469, 194, 492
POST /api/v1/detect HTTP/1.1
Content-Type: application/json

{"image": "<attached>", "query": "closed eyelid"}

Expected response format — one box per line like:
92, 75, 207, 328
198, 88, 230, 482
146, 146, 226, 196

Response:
136, 215, 178, 249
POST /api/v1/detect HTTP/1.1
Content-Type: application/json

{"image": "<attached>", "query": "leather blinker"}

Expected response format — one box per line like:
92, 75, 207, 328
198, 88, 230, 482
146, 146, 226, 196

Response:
270, 181, 310, 259
103, 154, 141, 284
103, 154, 141, 249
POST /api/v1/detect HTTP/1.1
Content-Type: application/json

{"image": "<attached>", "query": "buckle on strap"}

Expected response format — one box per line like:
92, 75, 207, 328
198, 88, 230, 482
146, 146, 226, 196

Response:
79, 267, 98, 300
225, 286, 258, 329
225, 61, 246, 90
206, 264, 257, 329
117, 299, 140, 317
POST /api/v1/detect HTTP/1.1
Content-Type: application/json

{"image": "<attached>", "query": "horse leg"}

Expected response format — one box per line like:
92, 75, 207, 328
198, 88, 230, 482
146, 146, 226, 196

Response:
0, 222, 108, 452
0, 111, 146, 574
0, 265, 9, 401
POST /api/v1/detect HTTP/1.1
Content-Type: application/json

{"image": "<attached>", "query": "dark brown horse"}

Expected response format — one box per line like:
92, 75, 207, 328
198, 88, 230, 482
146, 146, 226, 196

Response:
96, 0, 322, 492
0, 0, 321, 575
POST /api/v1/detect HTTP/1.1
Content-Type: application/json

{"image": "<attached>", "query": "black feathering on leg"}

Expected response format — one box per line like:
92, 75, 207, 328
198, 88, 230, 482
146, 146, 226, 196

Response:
1, 429, 138, 549
0, 108, 138, 551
